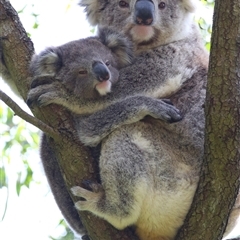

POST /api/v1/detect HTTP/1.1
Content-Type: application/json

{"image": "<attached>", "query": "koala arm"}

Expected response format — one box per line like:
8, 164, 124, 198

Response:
27, 75, 107, 114
76, 96, 182, 147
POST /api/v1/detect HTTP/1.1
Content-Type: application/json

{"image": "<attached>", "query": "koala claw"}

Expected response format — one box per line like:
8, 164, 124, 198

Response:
26, 93, 51, 108
167, 113, 183, 123
71, 186, 94, 211
26, 97, 34, 108
37, 94, 53, 107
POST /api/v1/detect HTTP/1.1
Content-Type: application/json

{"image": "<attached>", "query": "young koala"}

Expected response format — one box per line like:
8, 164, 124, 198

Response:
27, 27, 182, 238
27, 0, 240, 239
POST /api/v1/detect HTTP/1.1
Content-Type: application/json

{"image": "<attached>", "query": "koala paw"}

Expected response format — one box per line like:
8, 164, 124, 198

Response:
27, 85, 55, 107
149, 99, 182, 123
27, 78, 65, 108
71, 183, 103, 211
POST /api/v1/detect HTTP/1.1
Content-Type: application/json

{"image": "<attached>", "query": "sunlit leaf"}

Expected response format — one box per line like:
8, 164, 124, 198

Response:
16, 173, 22, 196
17, 5, 27, 14
33, 22, 39, 29
0, 167, 7, 188
24, 164, 33, 188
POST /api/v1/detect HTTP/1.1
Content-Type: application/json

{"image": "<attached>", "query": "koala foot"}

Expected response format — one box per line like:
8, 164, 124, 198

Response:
71, 181, 103, 212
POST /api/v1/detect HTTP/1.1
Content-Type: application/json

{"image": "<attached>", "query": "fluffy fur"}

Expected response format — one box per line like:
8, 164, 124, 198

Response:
27, 0, 240, 239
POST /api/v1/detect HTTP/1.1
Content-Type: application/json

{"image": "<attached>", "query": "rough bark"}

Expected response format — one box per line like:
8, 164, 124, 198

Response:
0, 1, 138, 239
177, 0, 240, 239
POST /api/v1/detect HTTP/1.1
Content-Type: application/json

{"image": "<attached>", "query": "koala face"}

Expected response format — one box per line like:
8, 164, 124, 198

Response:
56, 39, 121, 99
80, 0, 197, 48
30, 28, 133, 99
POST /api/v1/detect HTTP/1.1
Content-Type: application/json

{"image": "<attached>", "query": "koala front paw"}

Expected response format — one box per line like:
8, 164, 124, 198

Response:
27, 84, 56, 107
150, 99, 182, 123
27, 78, 65, 108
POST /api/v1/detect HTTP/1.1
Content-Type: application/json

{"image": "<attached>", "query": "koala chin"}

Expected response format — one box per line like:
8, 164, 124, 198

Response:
95, 79, 112, 96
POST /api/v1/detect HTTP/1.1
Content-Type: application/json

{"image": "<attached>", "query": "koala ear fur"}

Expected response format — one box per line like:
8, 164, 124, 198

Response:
98, 27, 134, 68
30, 48, 62, 76
79, 0, 100, 26
181, 0, 197, 13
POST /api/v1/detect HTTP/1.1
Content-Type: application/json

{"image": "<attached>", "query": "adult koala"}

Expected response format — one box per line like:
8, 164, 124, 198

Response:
26, 0, 240, 239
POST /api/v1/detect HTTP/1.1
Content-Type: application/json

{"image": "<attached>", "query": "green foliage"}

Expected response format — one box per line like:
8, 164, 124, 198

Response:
0, 167, 7, 188
197, 0, 214, 51
50, 220, 77, 240
0, 103, 39, 196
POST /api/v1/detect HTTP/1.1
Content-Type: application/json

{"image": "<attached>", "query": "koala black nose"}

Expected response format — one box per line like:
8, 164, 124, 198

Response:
93, 62, 110, 82
135, 0, 154, 26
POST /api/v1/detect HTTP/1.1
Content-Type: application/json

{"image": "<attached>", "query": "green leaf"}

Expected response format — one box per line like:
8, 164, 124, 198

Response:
0, 167, 7, 188
16, 173, 22, 196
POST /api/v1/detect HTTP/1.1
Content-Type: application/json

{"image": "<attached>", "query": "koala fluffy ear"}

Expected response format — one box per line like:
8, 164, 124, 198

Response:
30, 48, 62, 77
98, 27, 134, 68
181, 0, 197, 13
79, 0, 101, 26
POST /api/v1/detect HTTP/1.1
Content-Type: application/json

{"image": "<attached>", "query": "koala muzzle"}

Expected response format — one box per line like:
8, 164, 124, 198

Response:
135, 0, 155, 26
93, 62, 110, 82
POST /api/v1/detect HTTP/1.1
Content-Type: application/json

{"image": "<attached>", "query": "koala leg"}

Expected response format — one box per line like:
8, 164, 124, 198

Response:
72, 128, 149, 230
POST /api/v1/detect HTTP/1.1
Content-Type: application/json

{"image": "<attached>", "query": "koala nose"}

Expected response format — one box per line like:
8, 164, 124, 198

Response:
93, 62, 110, 82
135, 0, 154, 26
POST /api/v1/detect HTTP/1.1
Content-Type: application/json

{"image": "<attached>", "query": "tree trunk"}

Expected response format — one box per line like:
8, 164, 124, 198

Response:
177, 0, 240, 239
0, 1, 138, 239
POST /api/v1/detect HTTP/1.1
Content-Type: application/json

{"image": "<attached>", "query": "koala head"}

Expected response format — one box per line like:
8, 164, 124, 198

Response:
79, 0, 197, 49
30, 27, 133, 99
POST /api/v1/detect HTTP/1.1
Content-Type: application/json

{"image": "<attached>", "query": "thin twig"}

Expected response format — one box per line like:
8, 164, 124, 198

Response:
0, 89, 58, 137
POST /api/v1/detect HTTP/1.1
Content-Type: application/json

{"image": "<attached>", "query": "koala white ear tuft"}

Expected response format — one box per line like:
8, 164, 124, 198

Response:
98, 27, 134, 67
181, 0, 197, 13
30, 48, 62, 77
79, 0, 100, 26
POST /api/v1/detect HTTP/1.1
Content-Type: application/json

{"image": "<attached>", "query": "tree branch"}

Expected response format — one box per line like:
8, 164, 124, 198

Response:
0, 89, 58, 137
177, 0, 240, 239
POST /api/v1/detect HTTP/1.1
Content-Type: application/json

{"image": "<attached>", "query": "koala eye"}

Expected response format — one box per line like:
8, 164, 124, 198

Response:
158, 2, 166, 9
105, 60, 111, 66
79, 69, 88, 75
119, 1, 129, 8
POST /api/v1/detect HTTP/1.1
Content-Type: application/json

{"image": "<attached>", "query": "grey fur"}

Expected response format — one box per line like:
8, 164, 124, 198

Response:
27, 26, 182, 238
26, 0, 240, 239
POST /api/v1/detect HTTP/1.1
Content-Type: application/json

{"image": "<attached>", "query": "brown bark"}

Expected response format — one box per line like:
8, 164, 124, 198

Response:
177, 0, 240, 239
0, 1, 138, 239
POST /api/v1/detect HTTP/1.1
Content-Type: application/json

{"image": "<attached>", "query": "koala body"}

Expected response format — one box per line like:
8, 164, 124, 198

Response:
27, 0, 240, 239
28, 27, 182, 238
